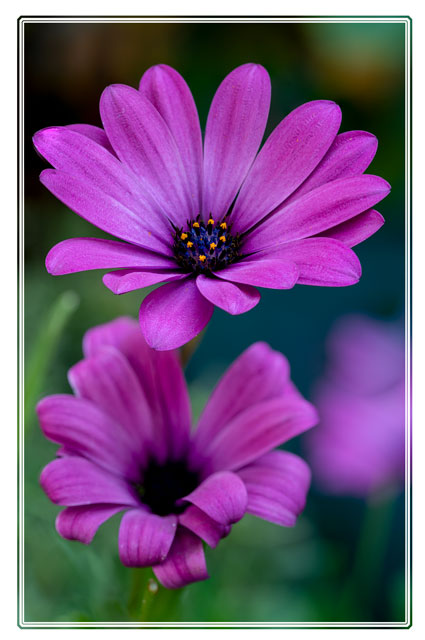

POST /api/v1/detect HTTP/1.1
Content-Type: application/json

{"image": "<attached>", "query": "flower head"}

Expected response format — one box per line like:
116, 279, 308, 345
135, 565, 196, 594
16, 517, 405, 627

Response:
305, 315, 405, 496
37, 317, 317, 589
34, 63, 390, 350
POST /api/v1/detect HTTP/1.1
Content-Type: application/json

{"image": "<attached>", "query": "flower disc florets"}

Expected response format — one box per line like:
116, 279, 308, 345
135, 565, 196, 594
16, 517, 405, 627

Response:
173, 215, 241, 274
133, 459, 200, 516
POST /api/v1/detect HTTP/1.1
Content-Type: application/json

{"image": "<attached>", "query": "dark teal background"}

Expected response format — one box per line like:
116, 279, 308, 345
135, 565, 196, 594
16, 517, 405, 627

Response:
23, 20, 407, 624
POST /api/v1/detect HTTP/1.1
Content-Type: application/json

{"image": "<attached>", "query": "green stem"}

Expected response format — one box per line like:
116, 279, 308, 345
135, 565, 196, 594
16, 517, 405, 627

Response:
128, 568, 183, 623
139, 575, 161, 622
338, 486, 397, 619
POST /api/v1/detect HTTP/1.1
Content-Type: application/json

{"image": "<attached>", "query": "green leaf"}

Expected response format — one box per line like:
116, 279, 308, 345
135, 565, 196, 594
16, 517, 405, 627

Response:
24, 290, 79, 432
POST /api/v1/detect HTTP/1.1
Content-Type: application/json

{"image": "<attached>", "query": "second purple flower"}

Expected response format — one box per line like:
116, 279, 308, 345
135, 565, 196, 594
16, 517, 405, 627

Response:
34, 63, 390, 350
37, 317, 317, 589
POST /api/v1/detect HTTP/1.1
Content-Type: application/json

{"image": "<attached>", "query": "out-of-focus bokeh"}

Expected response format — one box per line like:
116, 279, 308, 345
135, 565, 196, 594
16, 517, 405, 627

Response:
23, 20, 407, 624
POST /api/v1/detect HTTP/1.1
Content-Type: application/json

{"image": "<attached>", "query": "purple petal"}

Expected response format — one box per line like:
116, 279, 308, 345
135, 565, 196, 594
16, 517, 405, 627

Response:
118, 509, 177, 567
237, 450, 311, 527
316, 209, 385, 247
184, 471, 247, 525
40, 457, 139, 506
82, 317, 192, 462
83, 316, 144, 358
100, 84, 196, 224
40, 169, 171, 255
68, 347, 154, 462
196, 275, 260, 315
325, 315, 405, 393
193, 342, 291, 455
214, 258, 298, 289
46, 237, 175, 275
231, 100, 342, 232
284, 130, 378, 206
103, 270, 187, 294
37, 394, 140, 481
243, 174, 391, 253
139, 64, 203, 212
202, 63, 271, 220
261, 237, 362, 286
308, 380, 405, 495
203, 396, 318, 474
65, 123, 116, 155
56, 504, 125, 544
178, 505, 228, 548
34, 127, 171, 253
153, 527, 209, 589
139, 278, 214, 350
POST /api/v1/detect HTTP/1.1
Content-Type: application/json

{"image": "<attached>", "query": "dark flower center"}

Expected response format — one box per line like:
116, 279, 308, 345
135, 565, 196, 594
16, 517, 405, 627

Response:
134, 459, 200, 516
173, 215, 241, 274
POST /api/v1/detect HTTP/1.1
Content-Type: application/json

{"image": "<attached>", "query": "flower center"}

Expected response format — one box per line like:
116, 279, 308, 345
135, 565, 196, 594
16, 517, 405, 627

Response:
173, 216, 241, 274
134, 459, 200, 516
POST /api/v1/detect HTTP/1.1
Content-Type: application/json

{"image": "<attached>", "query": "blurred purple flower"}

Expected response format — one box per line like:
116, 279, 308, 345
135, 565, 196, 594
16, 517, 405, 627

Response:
34, 63, 390, 350
37, 317, 317, 589
306, 315, 405, 496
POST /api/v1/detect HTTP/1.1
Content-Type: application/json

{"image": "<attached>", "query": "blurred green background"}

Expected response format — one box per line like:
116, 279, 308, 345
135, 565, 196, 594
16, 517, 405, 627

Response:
23, 21, 407, 624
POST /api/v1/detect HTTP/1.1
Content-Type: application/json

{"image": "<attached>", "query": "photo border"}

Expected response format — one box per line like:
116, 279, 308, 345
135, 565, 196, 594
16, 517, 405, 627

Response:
17, 15, 412, 629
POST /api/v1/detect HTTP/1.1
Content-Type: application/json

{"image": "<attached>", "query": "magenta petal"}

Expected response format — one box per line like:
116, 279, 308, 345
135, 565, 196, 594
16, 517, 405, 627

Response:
193, 342, 291, 454
34, 127, 171, 252
40, 169, 170, 255
37, 394, 140, 480
263, 237, 362, 286
178, 505, 227, 548
40, 457, 139, 506
237, 450, 311, 527
231, 100, 342, 232
284, 130, 378, 206
204, 396, 318, 473
68, 347, 154, 461
214, 258, 298, 289
243, 174, 391, 253
100, 84, 196, 224
139, 64, 203, 212
153, 527, 209, 589
139, 278, 214, 351
196, 275, 260, 315
118, 509, 177, 567
184, 471, 248, 525
65, 123, 116, 155
83, 317, 142, 358
316, 209, 385, 247
103, 270, 187, 294
325, 315, 405, 393
82, 317, 192, 462
56, 504, 125, 544
46, 238, 175, 275
202, 63, 271, 220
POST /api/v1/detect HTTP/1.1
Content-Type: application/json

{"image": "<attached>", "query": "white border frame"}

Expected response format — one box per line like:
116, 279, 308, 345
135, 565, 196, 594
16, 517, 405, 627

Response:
17, 15, 412, 629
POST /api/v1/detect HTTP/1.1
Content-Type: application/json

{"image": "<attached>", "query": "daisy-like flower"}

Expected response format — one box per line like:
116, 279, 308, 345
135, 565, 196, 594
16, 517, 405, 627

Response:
37, 317, 317, 589
305, 315, 405, 496
34, 63, 390, 350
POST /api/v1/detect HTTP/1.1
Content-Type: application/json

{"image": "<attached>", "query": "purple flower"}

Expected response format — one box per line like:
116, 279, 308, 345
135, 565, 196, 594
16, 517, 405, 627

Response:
34, 63, 390, 350
37, 317, 317, 589
305, 315, 405, 496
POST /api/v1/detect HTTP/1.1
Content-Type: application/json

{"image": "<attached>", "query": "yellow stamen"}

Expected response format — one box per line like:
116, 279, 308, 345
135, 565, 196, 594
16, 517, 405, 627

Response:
220, 222, 227, 229
219, 235, 226, 243
208, 218, 215, 226
199, 255, 207, 262
187, 241, 193, 248
193, 222, 200, 228
180, 232, 188, 240
210, 242, 217, 250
